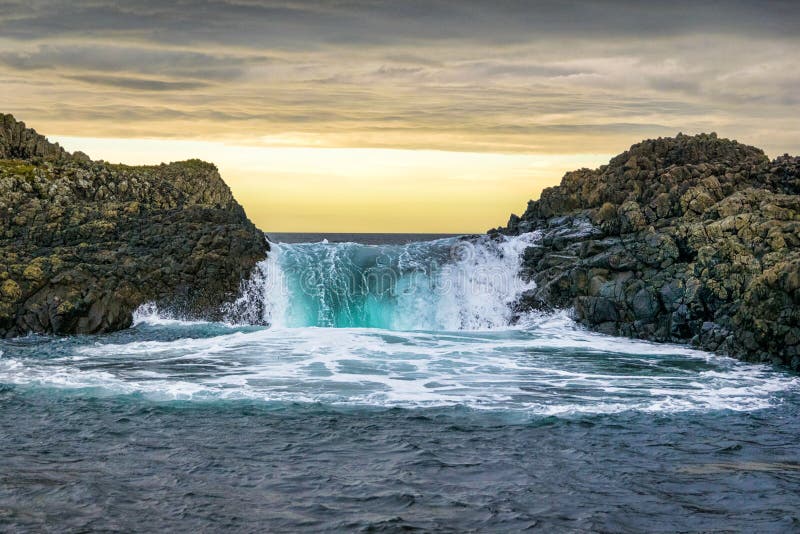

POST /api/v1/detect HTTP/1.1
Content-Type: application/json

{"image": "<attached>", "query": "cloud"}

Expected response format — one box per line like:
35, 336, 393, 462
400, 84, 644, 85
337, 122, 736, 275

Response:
0, 0, 797, 155
2, 1, 798, 45
64, 74, 210, 91
0, 43, 268, 80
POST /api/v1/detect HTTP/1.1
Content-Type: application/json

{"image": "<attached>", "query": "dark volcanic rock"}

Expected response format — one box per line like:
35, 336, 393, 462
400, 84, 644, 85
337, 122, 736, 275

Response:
0, 114, 268, 336
496, 133, 800, 370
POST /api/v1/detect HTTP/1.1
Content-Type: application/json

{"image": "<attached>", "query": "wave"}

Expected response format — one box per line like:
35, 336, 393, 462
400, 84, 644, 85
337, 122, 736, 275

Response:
226, 232, 540, 330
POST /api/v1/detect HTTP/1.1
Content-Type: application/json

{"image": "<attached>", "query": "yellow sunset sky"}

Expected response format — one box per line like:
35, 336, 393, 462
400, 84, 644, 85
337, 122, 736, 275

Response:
2, 1, 798, 232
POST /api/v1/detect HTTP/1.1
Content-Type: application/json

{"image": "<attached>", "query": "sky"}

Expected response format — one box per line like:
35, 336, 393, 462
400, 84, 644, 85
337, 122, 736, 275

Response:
1, 0, 798, 232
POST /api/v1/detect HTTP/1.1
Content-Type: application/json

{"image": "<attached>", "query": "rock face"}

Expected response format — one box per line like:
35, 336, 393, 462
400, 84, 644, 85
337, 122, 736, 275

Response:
0, 114, 268, 337
496, 133, 800, 370
0, 114, 68, 161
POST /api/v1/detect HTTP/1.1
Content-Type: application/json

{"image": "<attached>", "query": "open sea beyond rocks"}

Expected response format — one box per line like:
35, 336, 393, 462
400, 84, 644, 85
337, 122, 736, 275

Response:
1, 233, 798, 532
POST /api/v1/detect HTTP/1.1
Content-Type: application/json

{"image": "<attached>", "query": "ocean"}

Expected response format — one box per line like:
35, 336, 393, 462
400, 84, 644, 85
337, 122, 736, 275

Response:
1, 233, 798, 532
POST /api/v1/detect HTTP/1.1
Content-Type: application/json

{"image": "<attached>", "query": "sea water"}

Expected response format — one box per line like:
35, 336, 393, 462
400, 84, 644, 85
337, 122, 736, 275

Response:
1, 233, 798, 531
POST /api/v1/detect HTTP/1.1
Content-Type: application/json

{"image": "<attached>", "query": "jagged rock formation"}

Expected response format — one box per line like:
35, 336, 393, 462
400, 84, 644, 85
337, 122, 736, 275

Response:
0, 114, 68, 160
496, 133, 800, 370
0, 114, 268, 336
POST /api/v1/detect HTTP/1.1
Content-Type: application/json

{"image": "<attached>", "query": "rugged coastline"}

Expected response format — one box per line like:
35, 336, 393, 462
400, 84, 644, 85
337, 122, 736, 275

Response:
2, 116, 798, 371
0, 114, 268, 337
497, 133, 799, 370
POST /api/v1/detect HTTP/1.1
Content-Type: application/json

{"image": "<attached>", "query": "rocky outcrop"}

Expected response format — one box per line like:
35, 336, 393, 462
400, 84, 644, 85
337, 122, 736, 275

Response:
0, 114, 268, 337
495, 133, 800, 370
0, 114, 68, 161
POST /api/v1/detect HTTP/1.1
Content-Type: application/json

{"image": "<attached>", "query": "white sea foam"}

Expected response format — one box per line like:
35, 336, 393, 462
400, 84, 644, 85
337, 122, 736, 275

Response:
2, 315, 797, 414
132, 303, 211, 327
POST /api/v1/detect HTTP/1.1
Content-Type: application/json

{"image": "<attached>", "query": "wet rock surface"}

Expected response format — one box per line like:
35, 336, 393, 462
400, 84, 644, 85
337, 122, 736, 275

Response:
496, 133, 800, 369
0, 114, 268, 336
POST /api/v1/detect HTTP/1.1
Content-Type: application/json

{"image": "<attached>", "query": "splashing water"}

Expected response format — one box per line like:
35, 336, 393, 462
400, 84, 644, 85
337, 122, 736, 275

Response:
229, 233, 540, 330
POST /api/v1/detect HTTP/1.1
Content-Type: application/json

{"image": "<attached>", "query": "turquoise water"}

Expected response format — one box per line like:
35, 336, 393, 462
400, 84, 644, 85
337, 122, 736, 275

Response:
235, 233, 538, 331
1, 234, 799, 531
